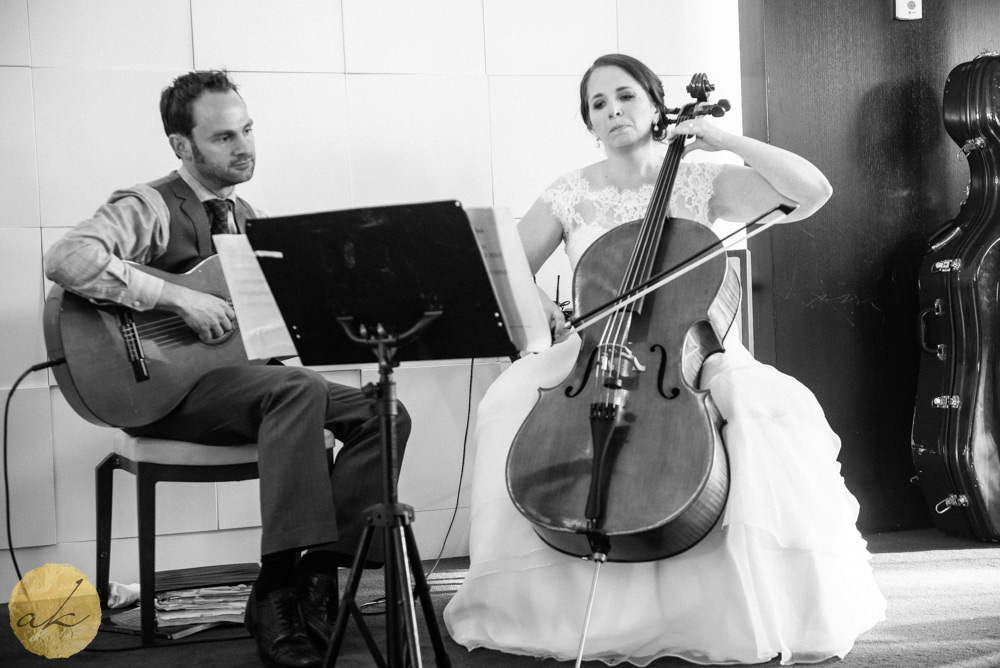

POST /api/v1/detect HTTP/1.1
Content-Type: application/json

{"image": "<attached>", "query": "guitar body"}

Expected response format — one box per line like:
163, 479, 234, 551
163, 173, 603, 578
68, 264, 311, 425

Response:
43, 256, 248, 428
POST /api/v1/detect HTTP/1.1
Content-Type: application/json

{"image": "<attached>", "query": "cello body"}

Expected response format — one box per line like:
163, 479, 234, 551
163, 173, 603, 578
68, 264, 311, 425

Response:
912, 53, 1000, 541
506, 216, 740, 561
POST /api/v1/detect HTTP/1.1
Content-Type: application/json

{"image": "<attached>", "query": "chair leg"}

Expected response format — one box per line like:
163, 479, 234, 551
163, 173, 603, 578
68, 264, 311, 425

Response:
136, 467, 157, 645
95, 454, 117, 608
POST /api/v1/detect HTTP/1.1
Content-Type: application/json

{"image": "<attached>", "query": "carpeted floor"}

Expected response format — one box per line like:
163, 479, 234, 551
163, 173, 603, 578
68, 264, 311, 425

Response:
2, 528, 999, 667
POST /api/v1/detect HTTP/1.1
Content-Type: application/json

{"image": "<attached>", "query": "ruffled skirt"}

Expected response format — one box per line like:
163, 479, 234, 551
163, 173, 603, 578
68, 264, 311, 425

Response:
444, 336, 886, 666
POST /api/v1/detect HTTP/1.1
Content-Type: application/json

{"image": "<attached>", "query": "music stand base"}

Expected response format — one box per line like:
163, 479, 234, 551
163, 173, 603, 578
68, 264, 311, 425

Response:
324, 502, 451, 667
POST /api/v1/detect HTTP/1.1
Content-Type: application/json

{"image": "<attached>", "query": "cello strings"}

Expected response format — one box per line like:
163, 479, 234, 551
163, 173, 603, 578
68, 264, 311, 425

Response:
571, 206, 791, 335
602, 126, 688, 388
619, 120, 686, 318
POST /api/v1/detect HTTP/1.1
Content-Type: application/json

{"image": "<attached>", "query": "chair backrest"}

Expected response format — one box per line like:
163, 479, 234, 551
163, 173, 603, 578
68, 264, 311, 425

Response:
726, 249, 754, 355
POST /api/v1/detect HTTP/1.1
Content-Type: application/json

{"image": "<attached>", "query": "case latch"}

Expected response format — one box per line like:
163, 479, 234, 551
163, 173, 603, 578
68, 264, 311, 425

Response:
931, 259, 962, 273
957, 137, 986, 159
931, 395, 961, 409
935, 494, 969, 514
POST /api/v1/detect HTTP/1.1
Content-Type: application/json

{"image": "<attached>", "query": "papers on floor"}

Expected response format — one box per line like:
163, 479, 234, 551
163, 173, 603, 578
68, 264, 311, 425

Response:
154, 584, 250, 626
103, 563, 259, 640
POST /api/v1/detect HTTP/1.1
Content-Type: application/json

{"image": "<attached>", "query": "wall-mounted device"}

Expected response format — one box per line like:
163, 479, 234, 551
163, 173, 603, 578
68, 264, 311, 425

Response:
895, 0, 922, 20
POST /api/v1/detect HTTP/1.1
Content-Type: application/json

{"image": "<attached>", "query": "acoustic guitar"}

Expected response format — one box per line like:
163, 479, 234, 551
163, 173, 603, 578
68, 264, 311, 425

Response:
43, 256, 249, 428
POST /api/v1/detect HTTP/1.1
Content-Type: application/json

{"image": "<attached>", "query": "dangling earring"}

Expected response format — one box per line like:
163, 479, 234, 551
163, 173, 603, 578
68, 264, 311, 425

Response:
653, 122, 660, 133
595, 136, 602, 148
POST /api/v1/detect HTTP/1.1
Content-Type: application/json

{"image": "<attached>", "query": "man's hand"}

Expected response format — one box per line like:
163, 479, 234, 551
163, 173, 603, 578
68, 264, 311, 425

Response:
157, 282, 235, 341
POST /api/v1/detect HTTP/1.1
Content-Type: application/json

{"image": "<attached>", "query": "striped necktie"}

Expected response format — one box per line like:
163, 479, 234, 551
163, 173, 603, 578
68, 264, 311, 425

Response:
204, 198, 233, 236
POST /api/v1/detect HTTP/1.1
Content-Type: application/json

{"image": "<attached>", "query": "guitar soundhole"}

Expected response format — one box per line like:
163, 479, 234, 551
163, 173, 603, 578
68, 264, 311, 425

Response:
202, 328, 236, 346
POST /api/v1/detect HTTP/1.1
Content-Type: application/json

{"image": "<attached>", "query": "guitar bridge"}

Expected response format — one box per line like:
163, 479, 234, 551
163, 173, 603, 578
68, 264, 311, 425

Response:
118, 310, 150, 382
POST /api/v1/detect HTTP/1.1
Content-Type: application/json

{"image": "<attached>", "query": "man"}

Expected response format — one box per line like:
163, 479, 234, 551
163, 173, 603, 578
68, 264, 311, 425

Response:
44, 70, 410, 668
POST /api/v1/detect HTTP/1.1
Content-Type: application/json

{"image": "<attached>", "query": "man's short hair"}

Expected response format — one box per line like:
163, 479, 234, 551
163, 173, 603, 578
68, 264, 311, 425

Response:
159, 70, 240, 137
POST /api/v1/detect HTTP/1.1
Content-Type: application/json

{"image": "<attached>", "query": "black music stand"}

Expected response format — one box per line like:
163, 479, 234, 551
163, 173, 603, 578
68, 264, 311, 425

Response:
245, 201, 522, 668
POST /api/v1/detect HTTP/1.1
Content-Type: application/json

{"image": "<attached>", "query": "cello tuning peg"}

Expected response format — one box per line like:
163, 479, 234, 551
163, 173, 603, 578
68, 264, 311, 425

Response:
717, 99, 731, 111
693, 103, 726, 119
662, 107, 682, 126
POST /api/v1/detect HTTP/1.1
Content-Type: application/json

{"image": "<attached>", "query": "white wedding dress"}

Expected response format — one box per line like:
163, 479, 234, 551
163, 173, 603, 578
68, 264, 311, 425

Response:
444, 162, 886, 666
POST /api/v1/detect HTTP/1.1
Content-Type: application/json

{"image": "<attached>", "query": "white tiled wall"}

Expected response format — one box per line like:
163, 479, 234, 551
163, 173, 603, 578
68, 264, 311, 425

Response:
0, 0, 30, 65
0, 387, 55, 550
192, 0, 345, 73
33, 68, 185, 226
0, 0, 742, 599
483, 0, 619, 75
1, 229, 48, 389
343, 0, 485, 74
489, 75, 606, 218
236, 72, 354, 215
0, 66, 38, 227
28, 0, 193, 70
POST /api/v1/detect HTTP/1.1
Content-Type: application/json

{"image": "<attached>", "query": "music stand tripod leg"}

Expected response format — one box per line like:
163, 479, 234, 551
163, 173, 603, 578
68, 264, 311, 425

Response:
381, 502, 454, 667
402, 520, 452, 663
323, 321, 452, 667
324, 524, 386, 668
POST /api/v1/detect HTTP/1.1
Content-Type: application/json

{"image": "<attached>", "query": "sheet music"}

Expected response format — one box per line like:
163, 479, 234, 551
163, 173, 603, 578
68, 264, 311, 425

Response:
467, 207, 550, 353
213, 235, 298, 360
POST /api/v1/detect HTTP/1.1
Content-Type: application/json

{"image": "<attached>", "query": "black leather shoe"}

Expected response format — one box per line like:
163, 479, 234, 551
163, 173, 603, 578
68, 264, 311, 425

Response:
297, 568, 339, 650
245, 581, 322, 668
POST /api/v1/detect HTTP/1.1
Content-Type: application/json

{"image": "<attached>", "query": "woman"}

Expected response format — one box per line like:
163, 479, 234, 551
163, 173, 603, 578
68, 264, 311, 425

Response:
443, 54, 886, 666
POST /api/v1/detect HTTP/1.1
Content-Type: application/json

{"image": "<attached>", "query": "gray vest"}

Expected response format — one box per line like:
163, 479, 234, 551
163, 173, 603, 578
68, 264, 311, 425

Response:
147, 171, 256, 273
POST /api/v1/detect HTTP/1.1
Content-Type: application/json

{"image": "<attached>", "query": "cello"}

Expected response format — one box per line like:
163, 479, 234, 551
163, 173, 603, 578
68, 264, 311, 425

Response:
506, 74, 739, 564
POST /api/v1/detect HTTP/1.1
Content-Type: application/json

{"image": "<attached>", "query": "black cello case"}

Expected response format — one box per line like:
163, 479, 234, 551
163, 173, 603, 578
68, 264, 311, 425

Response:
912, 52, 1000, 541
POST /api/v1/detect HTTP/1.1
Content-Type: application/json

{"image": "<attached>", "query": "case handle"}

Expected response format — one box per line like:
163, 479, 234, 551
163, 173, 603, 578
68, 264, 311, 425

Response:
918, 299, 945, 360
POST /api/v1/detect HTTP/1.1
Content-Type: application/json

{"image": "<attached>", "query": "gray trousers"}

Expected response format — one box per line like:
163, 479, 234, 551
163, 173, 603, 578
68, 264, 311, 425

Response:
125, 363, 410, 557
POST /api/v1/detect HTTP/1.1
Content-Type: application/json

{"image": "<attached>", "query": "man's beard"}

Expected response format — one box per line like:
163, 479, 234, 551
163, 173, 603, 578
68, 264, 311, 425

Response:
191, 141, 254, 186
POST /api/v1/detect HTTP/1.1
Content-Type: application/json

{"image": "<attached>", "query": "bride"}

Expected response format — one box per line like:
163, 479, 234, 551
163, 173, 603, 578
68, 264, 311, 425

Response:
443, 54, 886, 666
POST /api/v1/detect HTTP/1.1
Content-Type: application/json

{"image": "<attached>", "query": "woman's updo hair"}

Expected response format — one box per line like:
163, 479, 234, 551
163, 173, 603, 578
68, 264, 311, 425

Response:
579, 54, 670, 142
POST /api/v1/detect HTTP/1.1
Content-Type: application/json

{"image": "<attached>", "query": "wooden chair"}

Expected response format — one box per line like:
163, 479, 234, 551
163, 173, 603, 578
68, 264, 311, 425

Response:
95, 430, 336, 645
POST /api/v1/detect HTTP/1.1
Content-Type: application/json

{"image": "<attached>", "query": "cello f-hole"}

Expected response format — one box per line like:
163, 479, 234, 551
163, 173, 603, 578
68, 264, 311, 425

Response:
566, 347, 600, 398
651, 343, 680, 400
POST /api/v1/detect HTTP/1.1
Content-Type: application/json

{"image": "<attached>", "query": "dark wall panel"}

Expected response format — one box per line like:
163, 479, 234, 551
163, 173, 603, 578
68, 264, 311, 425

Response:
739, 0, 1000, 531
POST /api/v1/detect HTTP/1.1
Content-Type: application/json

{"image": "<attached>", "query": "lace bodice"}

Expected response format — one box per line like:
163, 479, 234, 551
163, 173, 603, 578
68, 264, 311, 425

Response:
541, 161, 724, 268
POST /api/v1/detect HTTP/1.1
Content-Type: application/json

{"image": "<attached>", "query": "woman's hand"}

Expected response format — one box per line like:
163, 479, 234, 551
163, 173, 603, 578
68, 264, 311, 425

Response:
548, 301, 572, 344
537, 284, 572, 344
669, 117, 833, 224
669, 117, 733, 156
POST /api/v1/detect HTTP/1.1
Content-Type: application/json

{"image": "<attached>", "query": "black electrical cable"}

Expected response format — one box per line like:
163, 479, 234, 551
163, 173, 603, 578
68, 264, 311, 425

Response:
6, 355, 473, 646
4, 358, 65, 583
424, 356, 474, 578
3, 359, 268, 651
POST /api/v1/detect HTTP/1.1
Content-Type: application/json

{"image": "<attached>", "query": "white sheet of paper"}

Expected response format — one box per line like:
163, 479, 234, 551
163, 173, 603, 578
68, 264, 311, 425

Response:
213, 235, 298, 360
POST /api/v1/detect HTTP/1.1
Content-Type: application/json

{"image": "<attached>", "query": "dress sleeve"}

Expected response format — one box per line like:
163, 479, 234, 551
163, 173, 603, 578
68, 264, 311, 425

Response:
673, 162, 725, 225
539, 170, 585, 239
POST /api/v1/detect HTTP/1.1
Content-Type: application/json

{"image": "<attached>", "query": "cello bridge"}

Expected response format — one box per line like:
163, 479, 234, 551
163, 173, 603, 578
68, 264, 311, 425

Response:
598, 344, 646, 376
